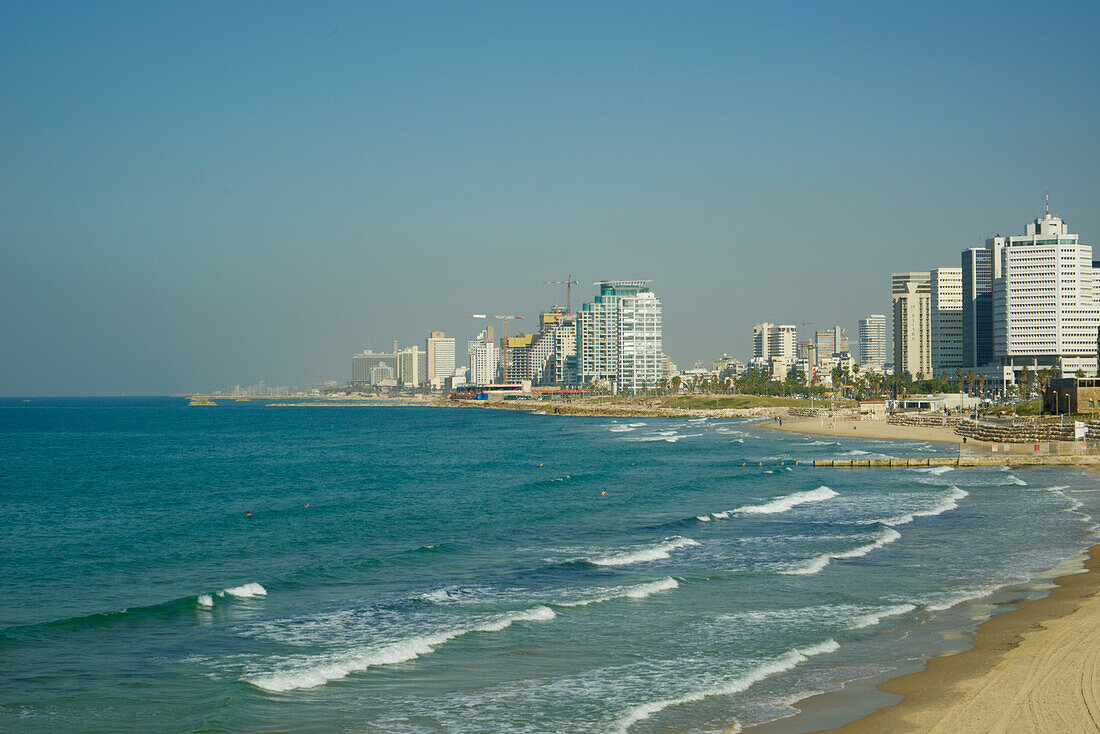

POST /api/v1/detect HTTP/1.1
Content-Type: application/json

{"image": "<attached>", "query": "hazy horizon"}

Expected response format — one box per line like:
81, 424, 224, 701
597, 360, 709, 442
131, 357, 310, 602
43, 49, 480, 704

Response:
3, 1, 1098, 396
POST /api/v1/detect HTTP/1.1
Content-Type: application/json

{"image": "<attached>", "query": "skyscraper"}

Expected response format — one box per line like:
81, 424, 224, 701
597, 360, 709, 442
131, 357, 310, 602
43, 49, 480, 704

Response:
577, 281, 663, 392
426, 331, 455, 390
961, 238, 1005, 369
467, 330, 501, 386
892, 272, 931, 379
930, 267, 963, 375
994, 207, 1098, 378
858, 315, 887, 370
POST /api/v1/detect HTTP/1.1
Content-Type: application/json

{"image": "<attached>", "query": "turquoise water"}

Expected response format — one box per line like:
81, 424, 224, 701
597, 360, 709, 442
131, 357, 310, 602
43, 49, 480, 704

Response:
2, 398, 1097, 733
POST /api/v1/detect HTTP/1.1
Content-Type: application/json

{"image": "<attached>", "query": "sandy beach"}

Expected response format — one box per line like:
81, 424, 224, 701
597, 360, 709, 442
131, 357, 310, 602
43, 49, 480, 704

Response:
764, 414, 965, 445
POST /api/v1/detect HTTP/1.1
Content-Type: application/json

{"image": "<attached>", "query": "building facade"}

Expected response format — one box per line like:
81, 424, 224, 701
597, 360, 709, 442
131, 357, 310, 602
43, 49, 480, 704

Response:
426, 332, 455, 390
577, 281, 663, 392
961, 238, 1005, 369
467, 330, 501, 386
858, 315, 887, 370
930, 267, 963, 375
753, 323, 797, 363
892, 272, 931, 379
352, 350, 399, 387
993, 209, 1099, 378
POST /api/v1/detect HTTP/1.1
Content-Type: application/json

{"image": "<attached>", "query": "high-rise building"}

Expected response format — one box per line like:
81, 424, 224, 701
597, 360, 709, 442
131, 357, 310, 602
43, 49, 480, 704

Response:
577, 281, 663, 392
930, 267, 963, 375
505, 308, 578, 385
892, 272, 931, 379
398, 346, 428, 388
352, 349, 399, 387
426, 332, 455, 390
814, 330, 835, 361
753, 323, 797, 362
994, 208, 1098, 378
858, 315, 887, 370
467, 329, 501, 386
961, 238, 1005, 368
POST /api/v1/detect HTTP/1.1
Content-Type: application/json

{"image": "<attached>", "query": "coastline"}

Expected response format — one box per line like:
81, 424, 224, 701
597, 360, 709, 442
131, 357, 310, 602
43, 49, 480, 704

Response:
747, 418, 1100, 734
791, 539, 1100, 733
762, 414, 965, 445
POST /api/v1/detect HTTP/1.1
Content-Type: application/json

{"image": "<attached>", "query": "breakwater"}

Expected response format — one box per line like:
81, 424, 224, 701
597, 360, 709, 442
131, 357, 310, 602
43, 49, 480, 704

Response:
815, 455, 1100, 467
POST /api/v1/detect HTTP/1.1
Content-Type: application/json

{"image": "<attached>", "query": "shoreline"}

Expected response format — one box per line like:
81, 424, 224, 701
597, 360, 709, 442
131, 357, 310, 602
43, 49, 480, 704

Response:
741, 418, 1100, 734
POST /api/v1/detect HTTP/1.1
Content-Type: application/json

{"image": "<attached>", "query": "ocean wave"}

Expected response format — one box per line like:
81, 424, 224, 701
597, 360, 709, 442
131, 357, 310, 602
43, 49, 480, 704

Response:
614, 639, 840, 732
556, 577, 679, 608
780, 527, 901, 576
696, 515, 712, 522
589, 537, 700, 567
608, 425, 636, 433
248, 606, 556, 692
220, 582, 267, 599
804, 440, 840, 446
1001, 474, 1028, 486
848, 603, 916, 629
875, 487, 968, 526
735, 486, 838, 516
911, 465, 954, 475
924, 584, 1004, 612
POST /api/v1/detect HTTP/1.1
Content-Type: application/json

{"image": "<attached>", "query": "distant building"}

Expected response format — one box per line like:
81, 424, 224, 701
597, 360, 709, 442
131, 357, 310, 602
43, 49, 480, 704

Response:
753, 323, 797, 363
504, 307, 577, 385
398, 346, 428, 388
994, 208, 1099, 380
930, 267, 963, 375
814, 325, 848, 364
962, 238, 1005, 369
858, 315, 887, 370
426, 332, 456, 390
577, 281, 663, 392
892, 272, 931, 379
468, 329, 501, 386
352, 349, 399, 387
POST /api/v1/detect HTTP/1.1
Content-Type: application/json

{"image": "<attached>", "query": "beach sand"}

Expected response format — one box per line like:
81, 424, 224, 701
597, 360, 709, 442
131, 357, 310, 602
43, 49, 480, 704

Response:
765, 415, 964, 445
797, 542, 1100, 733
754, 415, 1100, 733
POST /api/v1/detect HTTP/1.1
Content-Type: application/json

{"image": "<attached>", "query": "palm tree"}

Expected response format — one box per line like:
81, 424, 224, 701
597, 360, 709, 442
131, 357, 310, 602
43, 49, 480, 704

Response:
955, 368, 964, 391
670, 375, 681, 393
1036, 368, 1050, 415
1018, 366, 1031, 399
965, 369, 977, 396
977, 374, 986, 396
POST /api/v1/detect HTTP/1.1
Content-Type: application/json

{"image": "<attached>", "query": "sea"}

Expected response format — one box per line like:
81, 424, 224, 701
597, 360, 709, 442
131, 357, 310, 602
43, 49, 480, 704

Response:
2, 398, 1099, 734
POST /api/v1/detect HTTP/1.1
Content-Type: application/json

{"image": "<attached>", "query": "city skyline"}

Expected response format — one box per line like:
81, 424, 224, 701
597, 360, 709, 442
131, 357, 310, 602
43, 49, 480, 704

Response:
2, 3, 1098, 395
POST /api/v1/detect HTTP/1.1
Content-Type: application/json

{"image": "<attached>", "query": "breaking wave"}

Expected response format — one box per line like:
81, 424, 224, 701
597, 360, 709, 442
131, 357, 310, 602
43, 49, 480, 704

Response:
780, 527, 901, 576
248, 606, 556, 692
735, 487, 838, 515
614, 639, 840, 732
589, 537, 700, 567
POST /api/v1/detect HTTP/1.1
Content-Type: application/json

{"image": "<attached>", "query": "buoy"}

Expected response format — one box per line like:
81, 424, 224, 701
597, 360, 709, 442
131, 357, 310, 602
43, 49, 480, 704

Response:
305, 503, 309, 508
759, 461, 762, 466
795, 460, 799, 466
246, 512, 251, 516
742, 462, 746, 466
601, 490, 606, 496
539, 463, 543, 467
780, 461, 784, 466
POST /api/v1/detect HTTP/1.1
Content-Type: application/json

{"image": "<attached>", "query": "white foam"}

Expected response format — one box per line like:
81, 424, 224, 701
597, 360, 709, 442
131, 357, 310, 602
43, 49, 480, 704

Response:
615, 639, 839, 732
249, 606, 556, 692
219, 582, 268, 599
736, 487, 838, 516
878, 487, 968, 526
557, 577, 679, 607
609, 425, 635, 433
696, 515, 712, 522
912, 465, 954, 475
1002, 474, 1028, 486
781, 527, 901, 576
590, 537, 700, 567
196, 594, 214, 608
710, 511, 730, 520
849, 603, 916, 629
629, 422, 647, 427
925, 584, 1003, 612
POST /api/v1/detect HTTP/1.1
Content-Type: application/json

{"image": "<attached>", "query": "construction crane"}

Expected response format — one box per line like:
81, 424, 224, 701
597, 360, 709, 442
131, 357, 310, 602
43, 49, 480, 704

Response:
469, 314, 523, 384
544, 275, 580, 314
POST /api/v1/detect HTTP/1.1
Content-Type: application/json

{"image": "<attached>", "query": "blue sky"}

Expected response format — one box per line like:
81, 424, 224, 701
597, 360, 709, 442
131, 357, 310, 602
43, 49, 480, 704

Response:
2, 1, 1098, 394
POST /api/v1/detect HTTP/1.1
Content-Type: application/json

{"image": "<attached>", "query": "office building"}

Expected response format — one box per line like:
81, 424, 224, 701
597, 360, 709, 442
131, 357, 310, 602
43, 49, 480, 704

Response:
577, 281, 663, 392
352, 349, 399, 387
398, 346, 428, 388
994, 207, 1099, 379
962, 238, 1005, 369
426, 332, 456, 390
858, 315, 887, 370
930, 267, 963, 375
892, 272, 931, 379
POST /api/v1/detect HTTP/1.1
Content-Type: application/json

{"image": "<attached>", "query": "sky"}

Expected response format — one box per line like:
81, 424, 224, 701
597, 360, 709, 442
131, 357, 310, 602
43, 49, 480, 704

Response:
2, 1, 1099, 395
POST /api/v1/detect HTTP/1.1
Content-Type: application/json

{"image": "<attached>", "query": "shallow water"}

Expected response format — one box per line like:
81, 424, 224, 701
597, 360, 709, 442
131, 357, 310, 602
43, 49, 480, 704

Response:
2, 398, 1097, 733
